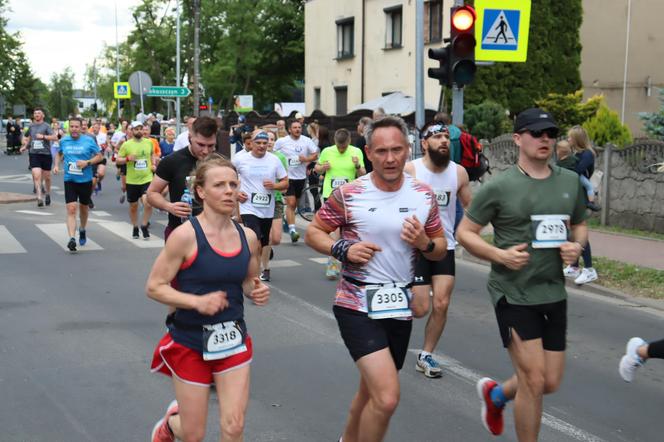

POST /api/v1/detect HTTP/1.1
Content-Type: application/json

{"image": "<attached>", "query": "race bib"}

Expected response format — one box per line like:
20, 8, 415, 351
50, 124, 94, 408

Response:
251, 192, 271, 207
202, 321, 247, 361
32, 140, 45, 150
531, 214, 570, 248
366, 283, 411, 319
67, 161, 83, 175
434, 189, 452, 208
134, 159, 148, 170
288, 157, 301, 167
331, 177, 349, 189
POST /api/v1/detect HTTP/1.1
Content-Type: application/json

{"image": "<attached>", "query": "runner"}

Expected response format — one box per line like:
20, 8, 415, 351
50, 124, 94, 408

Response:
404, 122, 472, 378
274, 119, 319, 243
313, 128, 366, 279
144, 122, 162, 164
91, 120, 108, 195
620, 337, 664, 382
20, 108, 57, 207
456, 108, 588, 440
111, 120, 129, 203
305, 116, 446, 442
52, 117, 103, 251
232, 130, 288, 282
116, 121, 157, 239
146, 116, 218, 241
147, 154, 270, 442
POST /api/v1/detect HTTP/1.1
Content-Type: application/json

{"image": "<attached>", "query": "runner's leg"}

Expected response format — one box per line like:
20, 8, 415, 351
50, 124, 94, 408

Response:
214, 365, 251, 442
171, 377, 210, 442
141, 194, 153, 227
32, 167, 43, 200
79, 203, 89, 231
66, 202, 78, 238
129, 202, 139, 227
422, 275, 455, 353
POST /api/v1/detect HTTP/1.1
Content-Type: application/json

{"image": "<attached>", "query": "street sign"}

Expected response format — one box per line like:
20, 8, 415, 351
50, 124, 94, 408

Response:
146, 86, 191, 98
474, 0, 531, 62
114, 82, 131, 99
128, 71, 153, 96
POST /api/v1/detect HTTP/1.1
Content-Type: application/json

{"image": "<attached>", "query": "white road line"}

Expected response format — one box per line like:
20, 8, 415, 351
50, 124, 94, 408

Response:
95, 221, 164, 248
0, 226, 27, 254
35, 223, 103, 251
54, 191, 65, 195
16, 210, 54, 216
91, 211, 111, 217
269, 259, 301, 268
269, 283, 605, 442
308, 257, 328, 264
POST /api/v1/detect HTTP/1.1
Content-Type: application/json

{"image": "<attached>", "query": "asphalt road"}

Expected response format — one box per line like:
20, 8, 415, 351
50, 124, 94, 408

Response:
1, 155, 663, 441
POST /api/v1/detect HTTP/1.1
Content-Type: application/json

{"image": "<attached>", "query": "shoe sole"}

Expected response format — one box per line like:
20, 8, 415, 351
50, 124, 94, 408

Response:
476, 377, 500, 435
619, 355, 635, 382
415, 362, 442, 378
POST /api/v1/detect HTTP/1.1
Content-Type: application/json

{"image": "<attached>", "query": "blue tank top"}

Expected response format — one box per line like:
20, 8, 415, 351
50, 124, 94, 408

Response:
168, 217, 251, 352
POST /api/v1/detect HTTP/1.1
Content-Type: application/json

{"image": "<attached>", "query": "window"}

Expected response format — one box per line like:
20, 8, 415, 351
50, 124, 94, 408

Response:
336, 18, 354, 59
425, 0, 443, 44
335, 86, 348, 115
385, 6, 403, 49
313, 88, 321, 111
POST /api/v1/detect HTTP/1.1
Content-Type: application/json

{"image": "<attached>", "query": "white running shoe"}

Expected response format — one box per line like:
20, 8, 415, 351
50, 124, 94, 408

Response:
415, 354, 443, 378
563, 265, 581, 279
619, 337, 646, 382
574, 267, 598, 285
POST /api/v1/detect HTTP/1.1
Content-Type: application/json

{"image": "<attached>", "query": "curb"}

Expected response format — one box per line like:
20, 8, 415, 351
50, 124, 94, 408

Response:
0, 192, 37, 204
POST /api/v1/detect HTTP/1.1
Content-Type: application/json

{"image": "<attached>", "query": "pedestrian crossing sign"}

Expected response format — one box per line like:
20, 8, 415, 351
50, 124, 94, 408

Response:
474, 0, 531, 62
114, 82, 131, 99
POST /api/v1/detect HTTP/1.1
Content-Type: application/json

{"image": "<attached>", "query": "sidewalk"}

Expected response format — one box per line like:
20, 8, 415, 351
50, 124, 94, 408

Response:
0, 191, 36, 204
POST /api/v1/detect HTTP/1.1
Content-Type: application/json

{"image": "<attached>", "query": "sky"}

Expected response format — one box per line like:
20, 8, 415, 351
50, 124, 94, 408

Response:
6, 0, 138, 89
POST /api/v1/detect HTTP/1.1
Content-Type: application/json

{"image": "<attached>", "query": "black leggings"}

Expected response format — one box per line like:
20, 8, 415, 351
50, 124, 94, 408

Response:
648, 338, 664, 359
575, 241, 593, 268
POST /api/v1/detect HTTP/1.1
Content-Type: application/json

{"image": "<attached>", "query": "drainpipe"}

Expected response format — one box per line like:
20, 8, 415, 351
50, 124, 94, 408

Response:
361, 0, 366, 103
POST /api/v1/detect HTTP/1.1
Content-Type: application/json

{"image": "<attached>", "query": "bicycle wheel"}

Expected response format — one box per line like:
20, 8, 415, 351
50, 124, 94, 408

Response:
297, 184, 322, 222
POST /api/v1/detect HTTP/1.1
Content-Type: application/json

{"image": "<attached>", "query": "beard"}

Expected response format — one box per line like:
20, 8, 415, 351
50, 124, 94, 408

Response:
428, 147, 450, 168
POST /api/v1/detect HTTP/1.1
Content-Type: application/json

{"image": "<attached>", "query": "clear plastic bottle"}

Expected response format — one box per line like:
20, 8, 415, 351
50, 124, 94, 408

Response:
180, 188, 192, 223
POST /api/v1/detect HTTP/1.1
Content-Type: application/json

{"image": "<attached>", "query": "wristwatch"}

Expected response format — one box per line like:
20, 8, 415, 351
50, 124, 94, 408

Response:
421, 240, 435, 253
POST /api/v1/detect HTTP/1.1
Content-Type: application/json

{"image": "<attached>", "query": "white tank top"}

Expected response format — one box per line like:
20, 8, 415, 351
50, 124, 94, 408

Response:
412, 158, 457, 249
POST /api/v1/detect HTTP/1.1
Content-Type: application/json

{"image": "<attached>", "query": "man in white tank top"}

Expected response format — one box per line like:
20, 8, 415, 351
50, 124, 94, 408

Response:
405, 121, 472, 378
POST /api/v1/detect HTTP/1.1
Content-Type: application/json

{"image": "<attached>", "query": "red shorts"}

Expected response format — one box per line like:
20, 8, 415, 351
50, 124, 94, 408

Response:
151, 332, 253, 387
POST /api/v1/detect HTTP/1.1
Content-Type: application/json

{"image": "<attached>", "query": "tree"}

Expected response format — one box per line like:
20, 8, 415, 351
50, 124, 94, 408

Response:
583, 102, 632, 147
46, 68, 78, 119
639, 88, 664, 140
464, 101, 512, 140
464, 0, 583, 114
534, 90, 602, 131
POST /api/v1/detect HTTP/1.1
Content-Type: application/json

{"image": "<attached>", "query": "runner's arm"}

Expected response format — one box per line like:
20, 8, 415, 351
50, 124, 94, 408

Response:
241, 228, 269, 305
305, 216, 337, 255
146, 175, 190, 217
457, 166, 472, 208
272, 176, 288, 192
560, 221, 588, 265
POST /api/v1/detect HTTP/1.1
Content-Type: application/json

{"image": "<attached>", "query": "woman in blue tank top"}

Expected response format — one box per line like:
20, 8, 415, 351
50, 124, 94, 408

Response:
146, 154, 270, 442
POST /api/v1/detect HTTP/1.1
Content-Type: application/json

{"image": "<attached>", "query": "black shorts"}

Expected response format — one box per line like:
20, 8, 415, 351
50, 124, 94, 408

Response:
285, 179, 306, 199
126, 183, 150, 203
333, 305, 412, 370
118, 164, 127, 175
92, 158, 107, 177
494, 297, 567, 351
241, 214, 272, 247
29, 154, 52, 171
64, 181, 93, 205
413, 250, 455, 285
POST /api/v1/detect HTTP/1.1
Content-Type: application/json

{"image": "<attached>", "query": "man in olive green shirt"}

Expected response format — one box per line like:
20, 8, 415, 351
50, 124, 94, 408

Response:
457, 108, 588, 441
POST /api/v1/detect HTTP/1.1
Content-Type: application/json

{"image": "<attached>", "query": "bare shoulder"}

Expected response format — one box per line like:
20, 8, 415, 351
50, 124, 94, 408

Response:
456, 163, 469, 184
240, 225, 259, 248
167, 221, 196, 252
404, 161, 416, 177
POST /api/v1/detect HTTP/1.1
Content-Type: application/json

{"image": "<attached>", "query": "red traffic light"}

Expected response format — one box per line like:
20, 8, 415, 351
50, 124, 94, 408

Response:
199, 104, 208, 110
451, 6, 475, 32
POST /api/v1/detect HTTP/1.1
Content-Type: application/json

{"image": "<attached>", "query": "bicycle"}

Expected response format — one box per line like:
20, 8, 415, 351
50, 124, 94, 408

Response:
297, 183, 323, 222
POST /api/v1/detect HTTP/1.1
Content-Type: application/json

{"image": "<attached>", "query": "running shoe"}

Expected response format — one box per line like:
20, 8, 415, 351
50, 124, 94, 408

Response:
45, 194, 51, 206
119, 193, 126, 204
151, 399, 178, 442
290, 229, 300, 243
574, 267, 598, 285
141, 225, 150, 240
415, 354, 443, 378
132, 226, 140, 239
67, 237, 77, 252
88, 199, 94, 210
37, 198, 44, 207
619, 337, 646, 382
563, 265, 581, 279
476, 377, 504, 436
259, 269, 271, 282
79, 229, 87, 246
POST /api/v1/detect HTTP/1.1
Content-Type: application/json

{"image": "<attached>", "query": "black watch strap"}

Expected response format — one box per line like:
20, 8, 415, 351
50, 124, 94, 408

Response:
423, 240, 435, 253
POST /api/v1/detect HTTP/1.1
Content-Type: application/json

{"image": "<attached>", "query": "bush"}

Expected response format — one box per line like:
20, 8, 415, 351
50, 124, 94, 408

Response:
583, 103, 632, 147
639, 88, 664, 140
464, 101, 512, 140
535, 90, 602, 131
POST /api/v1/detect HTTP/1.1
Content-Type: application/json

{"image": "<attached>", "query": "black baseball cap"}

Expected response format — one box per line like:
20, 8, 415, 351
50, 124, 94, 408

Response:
513, 108, 558, 133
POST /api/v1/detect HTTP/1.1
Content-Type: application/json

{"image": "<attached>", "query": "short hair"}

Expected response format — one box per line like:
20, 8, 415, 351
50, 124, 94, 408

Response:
555, 140, 572, 155
358, 116, 372, 127
334, 128, 351, 145
365, 116, 409, 148
191, 116, 218, 138
33, 107, 44, 113
287, 119, 301, 128
433, 112, 451, 125
69, 117, 82, 125
242, 132, 253, 142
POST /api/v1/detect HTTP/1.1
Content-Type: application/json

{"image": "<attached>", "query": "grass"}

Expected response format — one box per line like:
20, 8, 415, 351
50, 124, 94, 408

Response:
588, 218, 664, 241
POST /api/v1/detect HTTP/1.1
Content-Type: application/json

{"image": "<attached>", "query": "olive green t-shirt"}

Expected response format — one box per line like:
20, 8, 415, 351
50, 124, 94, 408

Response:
273, 150, 288, 203
465, 166, 588, 306
556, 155, 577, 172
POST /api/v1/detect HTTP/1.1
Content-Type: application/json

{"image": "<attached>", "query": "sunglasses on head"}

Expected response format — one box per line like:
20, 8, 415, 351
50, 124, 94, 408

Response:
521, 128, 559, 139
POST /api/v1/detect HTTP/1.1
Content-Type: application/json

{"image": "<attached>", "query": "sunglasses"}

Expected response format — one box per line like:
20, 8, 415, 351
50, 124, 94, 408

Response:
521, 128, 559, 139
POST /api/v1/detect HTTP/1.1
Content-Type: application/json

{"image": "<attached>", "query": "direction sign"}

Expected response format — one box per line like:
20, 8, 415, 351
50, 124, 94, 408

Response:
128, 71, 153, 96
474, 0, 531, 62
146, 86, 191, 98
114, 82, 131, 99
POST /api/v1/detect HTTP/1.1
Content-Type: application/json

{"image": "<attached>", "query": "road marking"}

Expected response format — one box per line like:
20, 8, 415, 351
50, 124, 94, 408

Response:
91, 211, 111, 217
16, 210, 54, 216
269, 259, 301, 268
0, 173, 32, 183
95, 220, 164, 248
308, 257, 328, 264
35, 223, 103, 251
0, 226, 27, 254
55, 191, 65, 195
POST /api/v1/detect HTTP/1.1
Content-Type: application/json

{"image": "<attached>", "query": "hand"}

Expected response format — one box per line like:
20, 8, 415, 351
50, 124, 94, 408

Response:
400, 215, 428, 250
249, 277, 270, 306
169, 201, 193, 218
195, 290, 228, 315
52, 166, 59, 175
20, 146, 27, 153
263, 179, 275, 190
352, 156, 359, 165
126, 154, 136, 162
560, 241, 583, 266
499, 243, 530, 270
36, 134, 44, 140
298, 155, 307, 162
76, 160, 88, 169
238, 191, 248, 203
347, 241, 382, 265
321, 161, 331, 171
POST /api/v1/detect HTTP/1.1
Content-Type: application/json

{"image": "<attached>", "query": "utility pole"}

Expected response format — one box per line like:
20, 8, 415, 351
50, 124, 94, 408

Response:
176, 0, 182, 135
415, 0, 424, 154
452, 0, 464, 126
193, 0, 201, 117
115, 2, 121, 122
93, 59, 98, 117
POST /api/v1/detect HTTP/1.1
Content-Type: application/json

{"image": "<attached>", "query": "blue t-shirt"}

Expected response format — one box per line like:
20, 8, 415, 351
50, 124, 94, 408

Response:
159, 140, 175, 157
59, 135, 101, 183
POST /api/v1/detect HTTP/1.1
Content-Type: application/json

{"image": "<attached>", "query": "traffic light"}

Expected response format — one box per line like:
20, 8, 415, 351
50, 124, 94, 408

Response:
449, 5, 477, 87
427, 45, 451, 87
199, 104, 208, 111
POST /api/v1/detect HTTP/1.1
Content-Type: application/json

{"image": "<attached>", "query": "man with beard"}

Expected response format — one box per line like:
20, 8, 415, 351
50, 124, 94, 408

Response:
405, 121, 471, 378
20, 108, 57, 207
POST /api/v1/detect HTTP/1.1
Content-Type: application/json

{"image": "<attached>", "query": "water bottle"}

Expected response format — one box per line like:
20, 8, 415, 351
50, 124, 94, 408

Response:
180, 188, 193, 223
